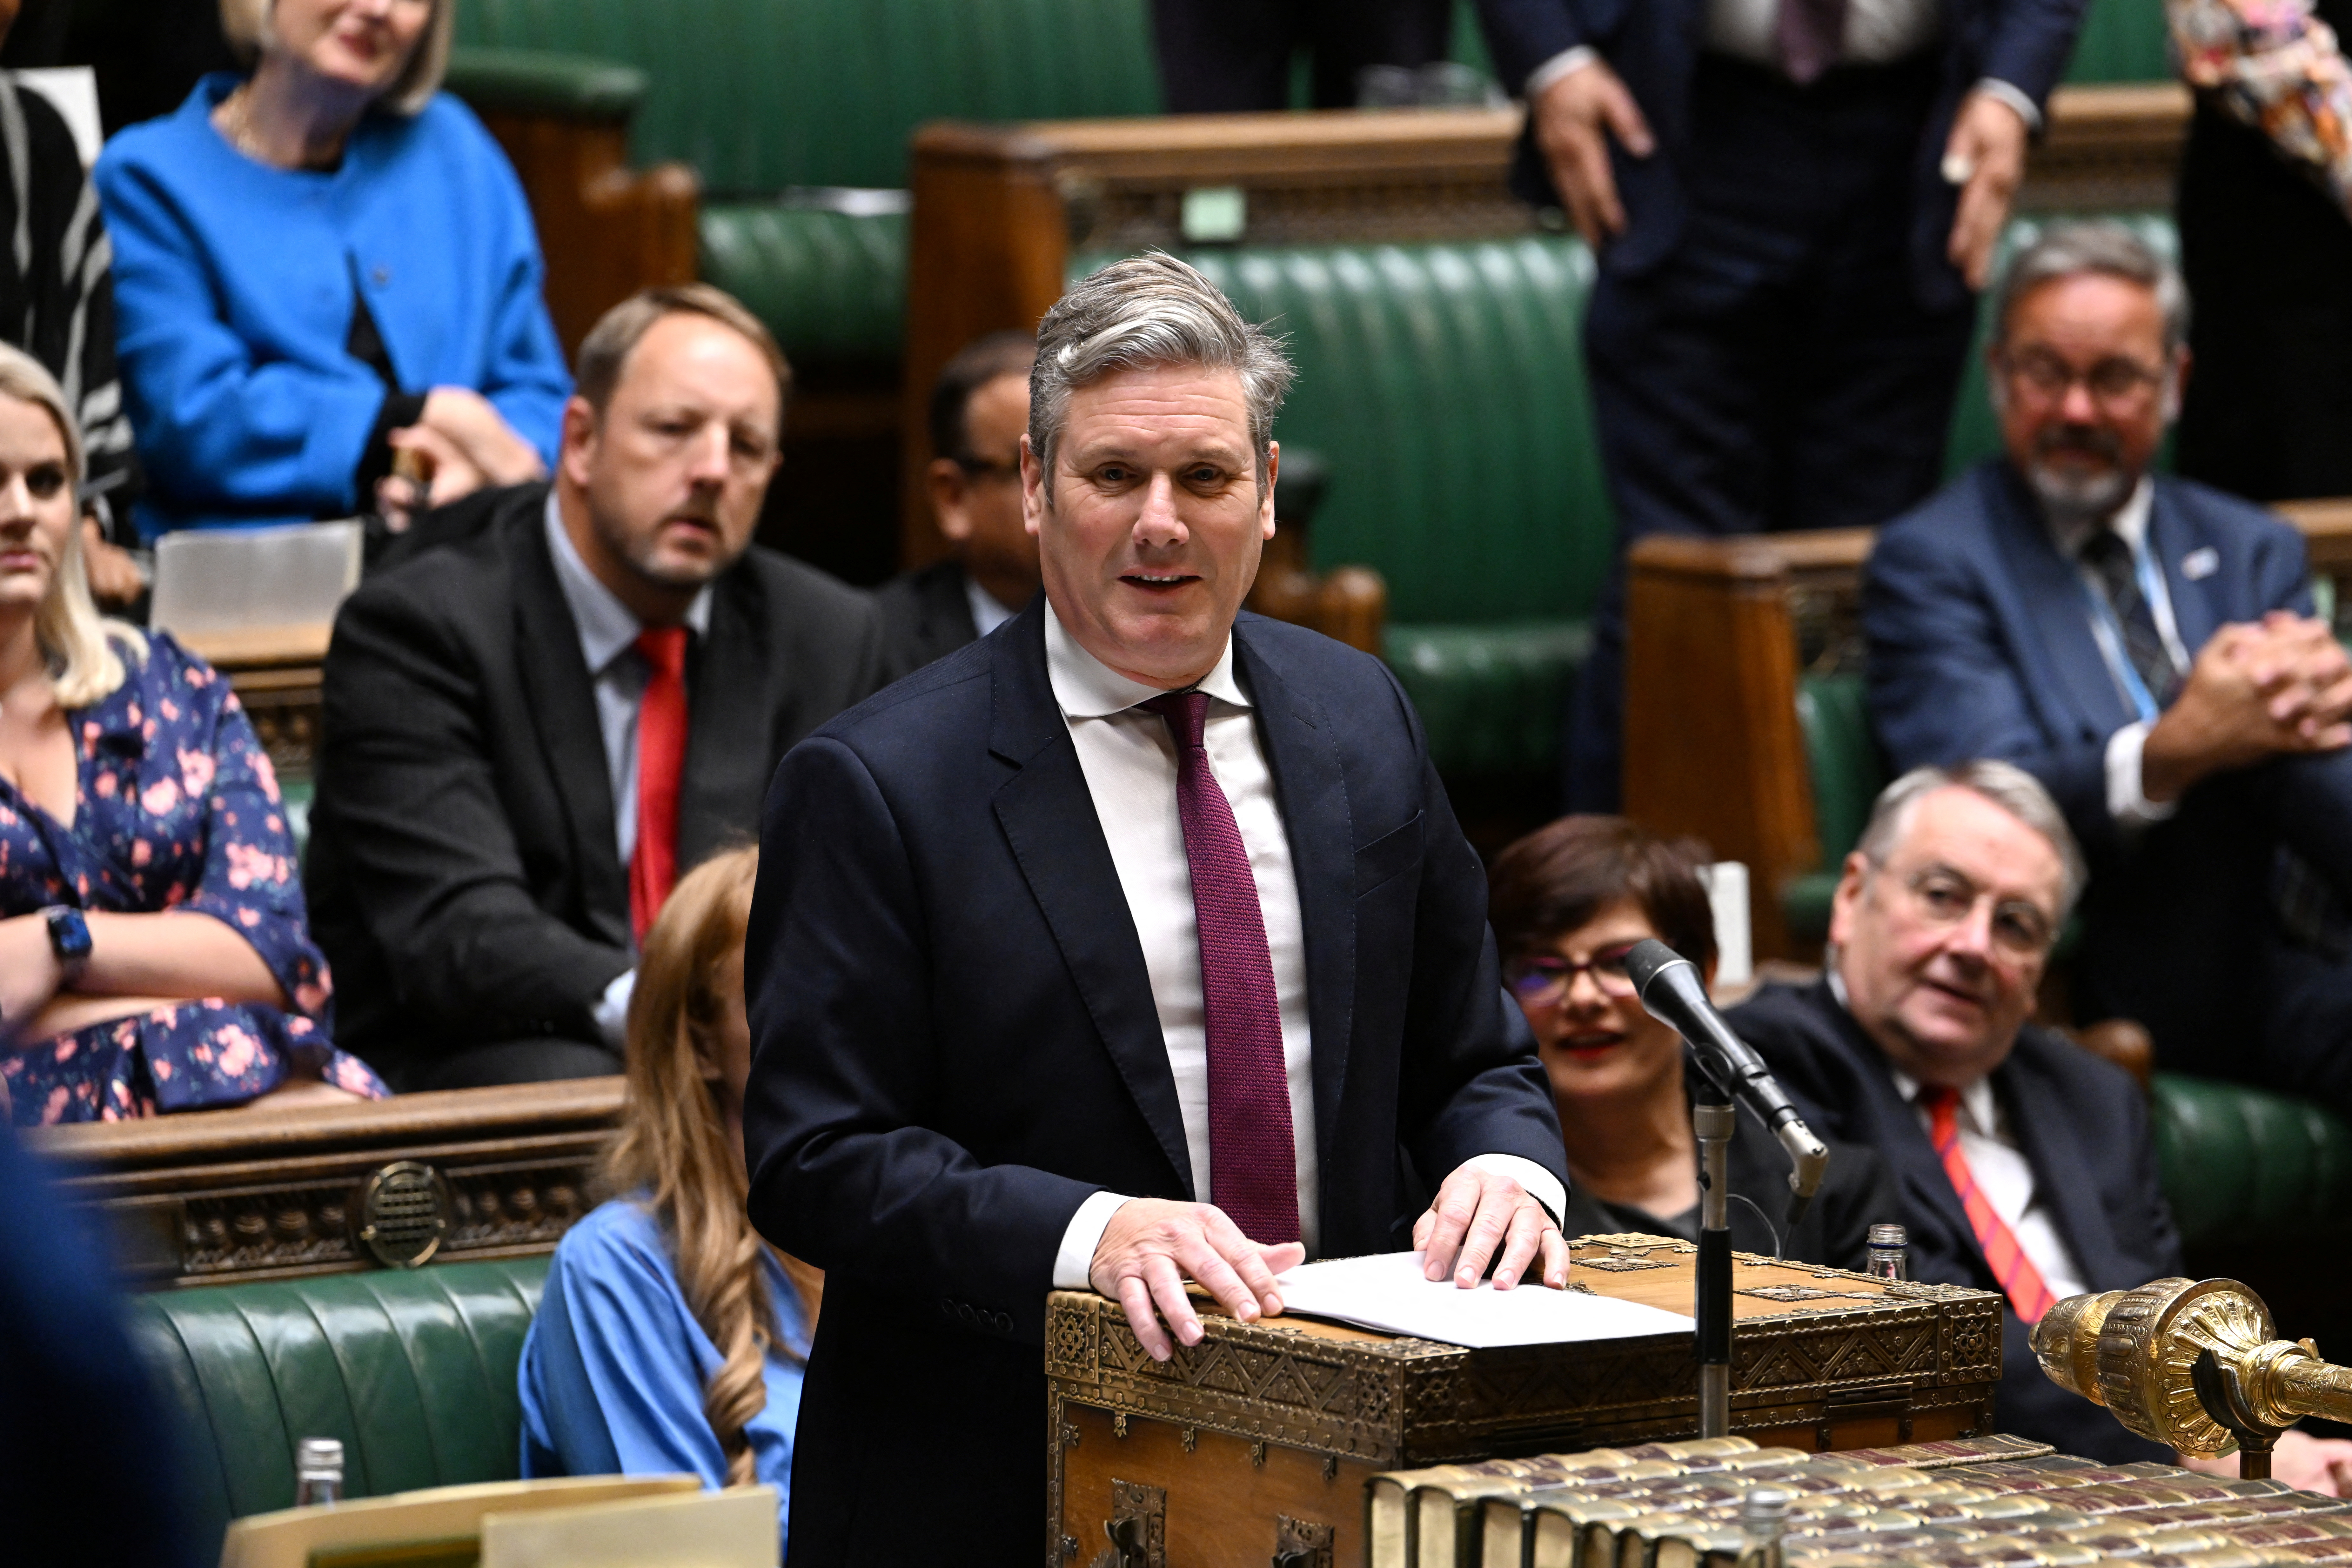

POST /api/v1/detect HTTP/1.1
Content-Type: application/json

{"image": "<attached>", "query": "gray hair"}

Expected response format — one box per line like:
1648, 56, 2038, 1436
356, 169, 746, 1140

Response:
1993, 221, 2190, 358
1855, 761, 2087, 920
1029, 252, 1294, 496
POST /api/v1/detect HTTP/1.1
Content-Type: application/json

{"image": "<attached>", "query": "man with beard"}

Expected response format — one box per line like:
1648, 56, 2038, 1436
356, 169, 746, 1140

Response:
308, 284, 885, 1089
1863, 223, 2352, 1112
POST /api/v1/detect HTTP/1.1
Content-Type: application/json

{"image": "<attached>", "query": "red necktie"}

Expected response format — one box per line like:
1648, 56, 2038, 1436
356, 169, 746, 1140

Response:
629, 627, 689, 943
1777, 0, 1847, 84
1917, 1085, 2057, 1323
1140, 691, 1299, 1246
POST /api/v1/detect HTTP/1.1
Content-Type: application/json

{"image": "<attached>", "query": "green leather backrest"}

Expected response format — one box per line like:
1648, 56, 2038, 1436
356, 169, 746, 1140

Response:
700, 205, 911, 369
130, 1257, 549, 1561
1149, 238, 1614, 626
1797, 672, 1885, 869
2063, 0, 2173, 83
2151, 1072, 2352, 1250
1944, 212, 2180, 479
453, 0, 1161, 194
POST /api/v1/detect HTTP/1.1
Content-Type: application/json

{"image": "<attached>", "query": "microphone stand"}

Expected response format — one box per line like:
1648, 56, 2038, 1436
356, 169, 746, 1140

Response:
1692, 1094, 1736, 1438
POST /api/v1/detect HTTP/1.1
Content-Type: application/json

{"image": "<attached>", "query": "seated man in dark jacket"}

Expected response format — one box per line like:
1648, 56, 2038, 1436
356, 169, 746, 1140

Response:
308, 284, 885, 1089
875, 331, 1041, 676
1730, 761, 2350, 1483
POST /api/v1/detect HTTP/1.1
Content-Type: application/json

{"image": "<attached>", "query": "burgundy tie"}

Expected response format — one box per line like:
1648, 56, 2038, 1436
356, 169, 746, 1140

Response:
1777, 0, 1847, 84
1140, 690, 1300, 1246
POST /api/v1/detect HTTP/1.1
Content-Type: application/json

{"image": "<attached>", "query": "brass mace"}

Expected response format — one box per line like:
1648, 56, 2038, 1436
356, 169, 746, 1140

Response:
2031, 1277, 2352, 1478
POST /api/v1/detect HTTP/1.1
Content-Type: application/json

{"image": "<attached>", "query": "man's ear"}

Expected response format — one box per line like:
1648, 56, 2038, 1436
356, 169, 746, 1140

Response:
558, 396, 600, 490
2163, 345, 2192, 424
929, 458, 974, 543
1826, 851, 1871, 948
1020, 433, 1046, 539
1260, 439, 1280, 540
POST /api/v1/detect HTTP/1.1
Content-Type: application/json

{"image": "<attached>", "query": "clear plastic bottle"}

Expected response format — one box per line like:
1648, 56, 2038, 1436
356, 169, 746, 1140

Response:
1740, 1486, 1791, 1568
295, 1437, 344, 1508
1865, 1223, 1907, 1282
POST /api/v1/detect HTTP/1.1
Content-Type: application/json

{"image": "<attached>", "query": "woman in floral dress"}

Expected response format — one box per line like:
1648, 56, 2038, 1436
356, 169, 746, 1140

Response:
0, 344, 385, 1123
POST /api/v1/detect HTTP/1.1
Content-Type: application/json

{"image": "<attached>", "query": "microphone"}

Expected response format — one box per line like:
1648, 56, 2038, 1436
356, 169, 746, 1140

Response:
1625, 939, 1831, 1227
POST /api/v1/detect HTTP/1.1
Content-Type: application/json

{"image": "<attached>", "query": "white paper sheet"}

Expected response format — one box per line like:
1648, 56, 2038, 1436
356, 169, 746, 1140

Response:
1271, 1251, 1696, 1348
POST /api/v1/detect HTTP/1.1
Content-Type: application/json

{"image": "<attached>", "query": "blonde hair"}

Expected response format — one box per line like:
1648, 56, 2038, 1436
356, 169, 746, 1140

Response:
218, 0, 455, 116
0, 344, 144, 707
601, 845, 820, 1487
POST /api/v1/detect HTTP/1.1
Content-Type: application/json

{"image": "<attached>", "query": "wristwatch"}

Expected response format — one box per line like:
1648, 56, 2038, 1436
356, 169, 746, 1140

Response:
43, 905, 90, 982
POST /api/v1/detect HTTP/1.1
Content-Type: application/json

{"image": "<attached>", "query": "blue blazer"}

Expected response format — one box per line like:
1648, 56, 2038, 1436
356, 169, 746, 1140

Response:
1470, 0, 2087, 309
95, 76, 570, 537
1728, 980, 2181, 1463
1864, 460, 2313, 861
741, 600, 1571, 1565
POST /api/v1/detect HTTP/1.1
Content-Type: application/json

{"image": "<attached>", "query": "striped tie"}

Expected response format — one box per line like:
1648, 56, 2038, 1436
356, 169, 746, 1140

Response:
1915, 1085, 2057, 1323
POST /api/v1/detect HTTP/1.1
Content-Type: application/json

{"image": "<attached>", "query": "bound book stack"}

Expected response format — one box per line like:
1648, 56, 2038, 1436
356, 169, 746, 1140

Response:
1369, 1434, 2352, 1568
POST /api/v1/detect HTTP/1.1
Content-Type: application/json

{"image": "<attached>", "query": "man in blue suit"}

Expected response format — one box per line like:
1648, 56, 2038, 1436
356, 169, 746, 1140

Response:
1474, 0, 2089, 808
1866, 222, 2352, 1108
742, 255, 1574, 1565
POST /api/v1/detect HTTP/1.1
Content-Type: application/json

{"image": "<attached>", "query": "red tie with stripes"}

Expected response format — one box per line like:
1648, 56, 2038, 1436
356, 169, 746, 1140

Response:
1916, 1084, 2057, 1323
629, 627, 689, 943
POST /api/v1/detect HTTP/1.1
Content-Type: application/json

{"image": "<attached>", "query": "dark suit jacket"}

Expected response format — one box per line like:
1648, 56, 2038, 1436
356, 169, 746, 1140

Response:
1559, 1091, 1898, 1272
741, 601, 1571, 1565
873, 556, 981, 679
1470, 0, 2086, 309
1863, 460, 2352, 1059
1728, 980, 2182, 1461
307, 481, 886, 1071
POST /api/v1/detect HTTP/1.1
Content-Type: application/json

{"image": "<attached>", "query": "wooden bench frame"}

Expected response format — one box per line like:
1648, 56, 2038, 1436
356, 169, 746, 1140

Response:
1622, 499, 2352, 962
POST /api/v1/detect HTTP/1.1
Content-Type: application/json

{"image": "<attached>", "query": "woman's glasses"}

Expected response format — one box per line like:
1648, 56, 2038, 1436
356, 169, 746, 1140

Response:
1505, 944, 1641, 1006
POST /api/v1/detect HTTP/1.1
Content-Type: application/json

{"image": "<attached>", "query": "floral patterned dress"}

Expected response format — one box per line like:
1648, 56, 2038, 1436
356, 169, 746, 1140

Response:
0, 632, 387, 1123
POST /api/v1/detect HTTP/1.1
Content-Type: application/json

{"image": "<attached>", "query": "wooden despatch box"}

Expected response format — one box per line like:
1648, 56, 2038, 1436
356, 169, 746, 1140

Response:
1045, 1233, 2003, 1568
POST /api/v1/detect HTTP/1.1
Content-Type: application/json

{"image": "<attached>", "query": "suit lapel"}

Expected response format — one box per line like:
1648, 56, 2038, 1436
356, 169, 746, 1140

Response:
1998, 1044, 2127, 1288
987, 606, 1192, 1194
1984, 466, 2139, 739
1818, 989, 1981, 1272
2146, 481, 2219, 657
509, 505, 632, 949
678, 566, 775, 872
1233, 619, 1357, 1167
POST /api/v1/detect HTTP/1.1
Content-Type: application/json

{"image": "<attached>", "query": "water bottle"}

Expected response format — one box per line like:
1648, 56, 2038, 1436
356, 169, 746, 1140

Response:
1865, 1223, 1908, 1282
1740, 1486, 1791, 1568
295, 1437, 344, 1508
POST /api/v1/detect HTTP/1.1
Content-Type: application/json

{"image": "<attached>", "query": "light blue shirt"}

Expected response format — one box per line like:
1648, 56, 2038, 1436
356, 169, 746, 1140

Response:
519, 1197, 811, 1544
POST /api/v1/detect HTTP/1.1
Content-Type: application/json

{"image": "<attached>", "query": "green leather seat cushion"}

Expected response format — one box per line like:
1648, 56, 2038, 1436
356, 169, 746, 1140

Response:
1386, 620, 1591, 778
131, 1257, 548, 1560
2152, 1073, 2352, 1251
699, 203, 909, 370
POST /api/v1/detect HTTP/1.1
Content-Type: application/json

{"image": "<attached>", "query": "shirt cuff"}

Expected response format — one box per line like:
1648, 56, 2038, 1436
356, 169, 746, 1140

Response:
591, 967, 636, 1052
1972, 77, 2043, 135
1053, 1189, 1131, 1291
1525, 45, 1599, 101
2105, 720, 2179, 827
1463, 1153, 1568, 1231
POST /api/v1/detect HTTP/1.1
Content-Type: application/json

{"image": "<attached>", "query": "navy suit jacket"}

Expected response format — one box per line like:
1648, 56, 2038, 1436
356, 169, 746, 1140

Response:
1728, 981, 2181, 1462
1471, 0, 2086, 308
741, 601, 1570, 1565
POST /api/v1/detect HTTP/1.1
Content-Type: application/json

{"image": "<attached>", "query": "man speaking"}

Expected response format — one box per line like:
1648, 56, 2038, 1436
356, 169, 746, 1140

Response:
743, 254, 1573, 1564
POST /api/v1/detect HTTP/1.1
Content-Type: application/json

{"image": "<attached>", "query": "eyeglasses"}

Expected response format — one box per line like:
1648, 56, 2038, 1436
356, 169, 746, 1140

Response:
1887, 862, 2057, 958
1505, 944, 1640, 1005
1998, 347, 2165, 412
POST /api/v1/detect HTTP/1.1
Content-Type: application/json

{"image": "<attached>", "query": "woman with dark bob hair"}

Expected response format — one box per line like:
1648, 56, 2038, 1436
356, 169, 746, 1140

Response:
1489, 815, 1893, 1266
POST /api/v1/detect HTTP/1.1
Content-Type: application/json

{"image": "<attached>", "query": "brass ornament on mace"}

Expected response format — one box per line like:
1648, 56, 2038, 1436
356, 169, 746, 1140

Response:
2032, 1277, 2352, 1476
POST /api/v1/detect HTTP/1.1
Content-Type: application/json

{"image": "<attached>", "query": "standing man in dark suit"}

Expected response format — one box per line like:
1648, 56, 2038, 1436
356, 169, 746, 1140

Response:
1866, 223, 2352, 1109
1730, 762, 2352, 1483
1474, 0, 2088, 809
308, 284, 884, 1090
874, 331, 1040, 676
743, 254, 1574, 1565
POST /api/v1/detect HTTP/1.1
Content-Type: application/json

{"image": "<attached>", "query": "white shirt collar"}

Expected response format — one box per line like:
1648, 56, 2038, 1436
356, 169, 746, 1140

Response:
965, 572, 1019, 640
1042, 597, 1250, 719
2047, 474, 2154, 561
1825, 962, 2000, 1133
543, 489, 713, 673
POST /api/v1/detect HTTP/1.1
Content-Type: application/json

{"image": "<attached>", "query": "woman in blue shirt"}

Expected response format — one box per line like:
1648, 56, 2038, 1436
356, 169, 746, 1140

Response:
520, 846, 819, 1540
93, 0, 568, 538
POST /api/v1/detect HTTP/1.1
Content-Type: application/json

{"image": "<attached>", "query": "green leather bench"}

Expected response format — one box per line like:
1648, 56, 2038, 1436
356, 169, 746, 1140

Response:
131, 1258, 548, 1560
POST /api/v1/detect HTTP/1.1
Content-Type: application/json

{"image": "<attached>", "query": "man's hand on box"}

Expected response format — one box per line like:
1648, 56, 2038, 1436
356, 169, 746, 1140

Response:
1089, 1198, 1304, 1363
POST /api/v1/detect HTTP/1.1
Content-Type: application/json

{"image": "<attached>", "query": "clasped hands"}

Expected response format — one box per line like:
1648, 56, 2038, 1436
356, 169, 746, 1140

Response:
1087, 1163, 1568, 1362
2143, 611, 2352, 803
375, 387, 547, 528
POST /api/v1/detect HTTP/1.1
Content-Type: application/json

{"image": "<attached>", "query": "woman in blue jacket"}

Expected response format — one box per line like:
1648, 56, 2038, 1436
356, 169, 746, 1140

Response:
94, 0, 569, 539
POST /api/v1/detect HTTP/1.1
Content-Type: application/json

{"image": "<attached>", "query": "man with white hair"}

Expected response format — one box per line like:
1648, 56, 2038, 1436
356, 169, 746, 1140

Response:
1865, 221, 2352, 1112
1730, 764, 2352, 1483
741, 254, 1573, 1563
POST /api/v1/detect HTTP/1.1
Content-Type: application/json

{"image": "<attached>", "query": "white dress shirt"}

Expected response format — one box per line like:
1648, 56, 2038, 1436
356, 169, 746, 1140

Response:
542, 493, 712, 1043
1887, 1066, 2091, 1303
2041, 479, 2191, 829
965, 571, 1019, 639
1042, 603, 1565, 1288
